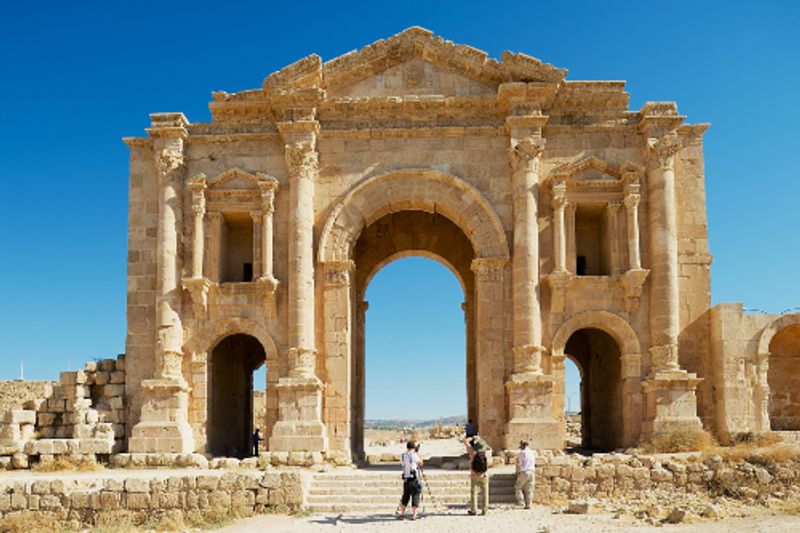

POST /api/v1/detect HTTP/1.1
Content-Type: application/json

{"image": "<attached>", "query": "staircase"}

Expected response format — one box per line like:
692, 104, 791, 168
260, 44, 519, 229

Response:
306, 468, 518, 514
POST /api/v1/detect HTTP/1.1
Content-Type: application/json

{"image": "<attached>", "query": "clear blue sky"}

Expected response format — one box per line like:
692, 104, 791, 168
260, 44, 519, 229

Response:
1, 1, 798, 420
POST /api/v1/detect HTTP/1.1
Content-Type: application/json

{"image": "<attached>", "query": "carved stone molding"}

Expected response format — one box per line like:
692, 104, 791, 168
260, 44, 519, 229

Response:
287, 347, 318, 378
512, 343, 546, 375
285, 142, 318, 179
323, 260, 355, 288
508, 137, 546, 173
182, 277, 213, 319
256, 174, 279, 214
156, 149, 184, 177
646, 134, 682, 171
551, 180, 568, 210
619, 268, 650, 312
470, 257, 508, 282
545, 270, 572, 313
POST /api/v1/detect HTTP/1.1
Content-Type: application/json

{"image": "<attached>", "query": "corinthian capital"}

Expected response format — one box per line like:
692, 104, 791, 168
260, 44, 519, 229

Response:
646, 134, 682, 171
256, 174, 279, 214
156, 149, 184, 176
285, 142, 318, 179
509, 137, 546, 173
552, 180, 567, 210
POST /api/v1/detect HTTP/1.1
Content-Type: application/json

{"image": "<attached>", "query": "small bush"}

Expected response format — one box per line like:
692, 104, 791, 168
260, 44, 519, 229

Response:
31, 456, 104, 473
0, 511, 69, 533
640, 429, 717, 453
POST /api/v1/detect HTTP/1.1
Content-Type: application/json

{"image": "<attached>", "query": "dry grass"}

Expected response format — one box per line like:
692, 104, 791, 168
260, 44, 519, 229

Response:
0, 511, 71, 533
639, 429, 717, 453
30, 456, 104, 473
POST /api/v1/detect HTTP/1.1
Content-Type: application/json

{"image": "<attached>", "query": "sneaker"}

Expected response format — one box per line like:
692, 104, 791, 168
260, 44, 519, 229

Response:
468, 510, 477, 516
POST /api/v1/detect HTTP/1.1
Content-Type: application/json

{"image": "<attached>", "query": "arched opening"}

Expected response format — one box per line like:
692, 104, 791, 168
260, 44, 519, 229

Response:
564, 328, 623, 451
351, 210, 475, 461
768, 324, 800, 430
563, 356, 583, 448
208, 334, 266, 457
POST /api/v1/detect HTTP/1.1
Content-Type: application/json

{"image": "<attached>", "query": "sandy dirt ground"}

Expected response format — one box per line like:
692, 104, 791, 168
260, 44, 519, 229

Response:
364, 432, 465, 458
214, 505, 800, 533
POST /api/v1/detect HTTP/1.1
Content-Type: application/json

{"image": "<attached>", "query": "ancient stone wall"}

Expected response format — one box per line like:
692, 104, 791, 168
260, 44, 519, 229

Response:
0, 357, 125, 469
0, 470, 305, 526
0, 381, 57, 414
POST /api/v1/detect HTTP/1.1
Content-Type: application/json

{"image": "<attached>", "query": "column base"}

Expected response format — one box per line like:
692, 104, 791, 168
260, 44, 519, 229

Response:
641, 371, 704, 438
269, 376, 328, 452
128, 378, 195, 454
504, 373, 563, 449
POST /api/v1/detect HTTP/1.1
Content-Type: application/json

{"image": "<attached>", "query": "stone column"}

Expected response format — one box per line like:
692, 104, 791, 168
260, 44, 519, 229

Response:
257, 176, 279, 286
639, 123, 702, 438
504, 113, 561, 449
188, 175, 207, 279
130, 112, 194, 454
270, 113, 327, 453
624, 183, 642, 270
646, 133, 683, 373
508, 134, 546, 374
552, 180, 568, 273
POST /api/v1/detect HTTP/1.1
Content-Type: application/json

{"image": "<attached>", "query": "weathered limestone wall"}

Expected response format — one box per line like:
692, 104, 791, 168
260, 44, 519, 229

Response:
0, 381, 56, 414
125, 142, 159, 438
709, 304, 774, 443
0, 470, 306, 525
675, 127, 714, 430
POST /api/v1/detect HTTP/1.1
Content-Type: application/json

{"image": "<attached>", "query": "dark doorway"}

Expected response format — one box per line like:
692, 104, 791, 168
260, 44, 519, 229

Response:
208, 334, 266, 457
564, 328, 623, 451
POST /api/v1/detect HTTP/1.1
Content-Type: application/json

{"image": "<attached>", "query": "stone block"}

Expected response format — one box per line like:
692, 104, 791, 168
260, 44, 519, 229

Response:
4, 410, 36, 425
110, 371, 126, 384
124, 478, 150, 493
125, 492, 152, 509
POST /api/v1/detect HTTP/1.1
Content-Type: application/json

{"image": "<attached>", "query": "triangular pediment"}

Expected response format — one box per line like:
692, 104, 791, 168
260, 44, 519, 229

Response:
552, 156, 621, 182
262, 27, 567, 96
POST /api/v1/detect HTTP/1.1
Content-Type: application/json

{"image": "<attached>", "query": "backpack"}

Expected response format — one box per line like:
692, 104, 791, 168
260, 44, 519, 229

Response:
471, 451, 488, 474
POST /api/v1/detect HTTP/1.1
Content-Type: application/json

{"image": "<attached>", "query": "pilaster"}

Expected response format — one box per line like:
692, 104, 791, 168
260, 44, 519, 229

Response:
129, 112, 194, 454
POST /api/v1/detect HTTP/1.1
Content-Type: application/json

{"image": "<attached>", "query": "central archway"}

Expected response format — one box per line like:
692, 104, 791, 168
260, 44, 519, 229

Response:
318, 170, 511, 457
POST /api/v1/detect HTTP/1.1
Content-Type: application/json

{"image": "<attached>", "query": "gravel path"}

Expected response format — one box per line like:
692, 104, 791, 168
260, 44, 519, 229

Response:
213, 505, 800, 533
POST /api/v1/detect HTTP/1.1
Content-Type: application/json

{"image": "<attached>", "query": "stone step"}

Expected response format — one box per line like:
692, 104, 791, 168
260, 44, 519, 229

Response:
309, 487, 517, 496
306, 494, 518, 504
309, 483, 515, 493
305, 499, 518, 514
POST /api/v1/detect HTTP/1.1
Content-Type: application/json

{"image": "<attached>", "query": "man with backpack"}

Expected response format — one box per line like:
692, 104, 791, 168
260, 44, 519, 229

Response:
465, 434, 491, 515
397, 441, 424, 520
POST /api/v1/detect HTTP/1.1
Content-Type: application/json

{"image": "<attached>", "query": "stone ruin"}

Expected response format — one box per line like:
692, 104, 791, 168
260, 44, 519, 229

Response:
3, 27, 800, 467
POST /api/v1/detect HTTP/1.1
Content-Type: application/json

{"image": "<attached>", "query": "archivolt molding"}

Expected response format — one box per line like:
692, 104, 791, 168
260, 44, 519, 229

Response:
185, 317, 279, 362
757, 313, 800, 360
318, 169, 510, 264
551, 310, 641, 357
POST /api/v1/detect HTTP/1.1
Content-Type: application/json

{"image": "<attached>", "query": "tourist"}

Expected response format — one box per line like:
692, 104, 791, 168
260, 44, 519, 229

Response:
465, 419, 476, 437
397, 441, 424, 520
466, 434, 491, 515
252, 428, 262, 456
515, 440, 536, 509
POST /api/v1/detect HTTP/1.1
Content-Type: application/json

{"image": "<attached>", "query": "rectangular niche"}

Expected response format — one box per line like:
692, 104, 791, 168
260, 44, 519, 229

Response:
575, 203, 611, 276
219, 212, 254, 283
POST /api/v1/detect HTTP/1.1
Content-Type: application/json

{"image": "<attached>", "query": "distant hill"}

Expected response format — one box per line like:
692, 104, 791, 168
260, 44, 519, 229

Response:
365, 415, 467, 429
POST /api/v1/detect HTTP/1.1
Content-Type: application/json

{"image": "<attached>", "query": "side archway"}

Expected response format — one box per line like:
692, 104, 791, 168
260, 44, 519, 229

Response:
757, 314, 800, 431
185, 318, 281, 455
552, 311, 642, 448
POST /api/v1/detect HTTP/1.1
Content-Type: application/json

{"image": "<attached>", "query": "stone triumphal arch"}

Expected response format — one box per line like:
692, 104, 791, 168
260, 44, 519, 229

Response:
122, 27, 800, 459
